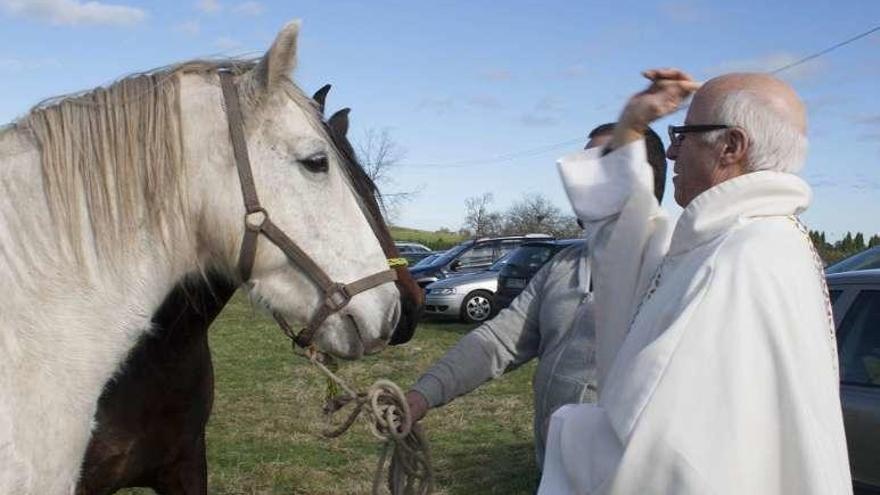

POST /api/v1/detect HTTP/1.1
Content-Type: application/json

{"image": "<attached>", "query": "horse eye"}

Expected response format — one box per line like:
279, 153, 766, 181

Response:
299, 153, 329, 173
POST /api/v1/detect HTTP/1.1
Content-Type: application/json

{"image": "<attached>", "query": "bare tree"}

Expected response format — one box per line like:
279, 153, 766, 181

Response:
501, 193, 581, 238
357, 128, 403, 184
463, 193, 502, 238
354, 128, 418, 222
501, 193, 560, 235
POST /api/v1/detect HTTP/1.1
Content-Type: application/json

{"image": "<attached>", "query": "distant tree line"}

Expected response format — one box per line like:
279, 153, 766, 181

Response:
453, 193, 878, 266
809, 230, 880, 265
460, 192, 582, 240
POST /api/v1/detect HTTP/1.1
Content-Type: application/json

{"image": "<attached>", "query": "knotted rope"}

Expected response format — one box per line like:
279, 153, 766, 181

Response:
307, 350, 434, 495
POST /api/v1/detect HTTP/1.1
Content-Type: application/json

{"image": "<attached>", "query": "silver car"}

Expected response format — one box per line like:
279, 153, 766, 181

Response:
424, 253, 511, 323
828, 269, 880, 493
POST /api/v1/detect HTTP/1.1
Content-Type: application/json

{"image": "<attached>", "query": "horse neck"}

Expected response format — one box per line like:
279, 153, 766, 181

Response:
0, 123, 201, 337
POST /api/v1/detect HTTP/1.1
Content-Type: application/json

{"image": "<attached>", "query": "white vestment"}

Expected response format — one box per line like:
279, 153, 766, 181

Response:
538, 141, 851, 494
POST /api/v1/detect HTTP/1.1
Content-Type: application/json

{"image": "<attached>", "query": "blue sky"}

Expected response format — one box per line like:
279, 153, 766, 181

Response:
1, 0, 878, 239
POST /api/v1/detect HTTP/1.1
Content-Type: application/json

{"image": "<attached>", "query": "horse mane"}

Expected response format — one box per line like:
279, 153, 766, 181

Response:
8, 58, 323, 270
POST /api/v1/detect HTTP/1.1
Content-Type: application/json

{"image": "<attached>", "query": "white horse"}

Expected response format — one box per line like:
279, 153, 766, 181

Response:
0, 21, 401, 494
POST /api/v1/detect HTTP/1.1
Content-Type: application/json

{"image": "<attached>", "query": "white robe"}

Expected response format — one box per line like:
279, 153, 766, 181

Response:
538, 141, 851, 494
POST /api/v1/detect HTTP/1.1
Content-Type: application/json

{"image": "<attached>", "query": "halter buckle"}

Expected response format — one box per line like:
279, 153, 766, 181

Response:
324, 283, 352, 312
244, 207, 268, 231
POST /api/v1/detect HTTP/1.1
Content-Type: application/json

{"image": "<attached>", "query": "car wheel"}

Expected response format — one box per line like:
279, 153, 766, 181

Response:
461, 290, 495, 324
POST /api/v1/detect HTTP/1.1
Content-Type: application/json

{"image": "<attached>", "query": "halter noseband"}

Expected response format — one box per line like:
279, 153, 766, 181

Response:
219, 71, 399, 348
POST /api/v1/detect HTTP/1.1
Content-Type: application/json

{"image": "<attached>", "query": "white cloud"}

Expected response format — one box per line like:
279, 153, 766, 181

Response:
706, 52, 826, 81
233, 1, 263, 15
0, 0, 146, 26
855, 114, 880, 126
197, 0, 221, 13
416, 97, 455, 116
558, 64, 587, 79
520, 114, 559, 127
659, 1, 706, 23
466, 94, 501, 110
521, 96, 563, 128
479, 68, 513, 82
214, 36, 242, 50
174, 19, 200, 36
0, 56, 62, 73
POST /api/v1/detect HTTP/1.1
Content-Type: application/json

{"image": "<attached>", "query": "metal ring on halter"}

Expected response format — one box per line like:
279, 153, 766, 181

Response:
324, 283, 353, 312
244, 207, 268, 231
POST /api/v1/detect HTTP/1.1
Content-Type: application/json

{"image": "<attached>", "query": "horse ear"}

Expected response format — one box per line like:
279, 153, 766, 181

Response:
312, 84, 332, 115
254, 20, 300, 92
328, 108, 351, 138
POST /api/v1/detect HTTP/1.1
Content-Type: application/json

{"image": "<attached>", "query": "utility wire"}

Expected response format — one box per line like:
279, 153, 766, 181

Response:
770, 25, 880, 75
401, 23, 880, 169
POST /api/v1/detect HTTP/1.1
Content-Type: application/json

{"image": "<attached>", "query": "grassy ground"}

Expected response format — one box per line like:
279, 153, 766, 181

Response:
390, 226, 465, 251
121, 293, 537, 495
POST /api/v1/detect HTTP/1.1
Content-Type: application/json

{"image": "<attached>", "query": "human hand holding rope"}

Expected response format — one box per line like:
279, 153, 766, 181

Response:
308, 350, 434, 495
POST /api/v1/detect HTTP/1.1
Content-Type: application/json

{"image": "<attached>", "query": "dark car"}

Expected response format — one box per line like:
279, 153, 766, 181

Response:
828, 269, 880, 493
827, 246, 880, 274
495, 239, 585, 310
408, 234, 553, 288
411, 251, 445, 269
394, 241, 435, 266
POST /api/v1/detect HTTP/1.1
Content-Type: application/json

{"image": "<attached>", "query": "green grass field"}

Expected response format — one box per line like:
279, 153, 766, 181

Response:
390, 226, 465, 251
121, 292, 537, 495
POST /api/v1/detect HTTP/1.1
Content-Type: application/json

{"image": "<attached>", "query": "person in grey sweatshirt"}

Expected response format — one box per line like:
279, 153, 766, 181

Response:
404, 123, 668, 470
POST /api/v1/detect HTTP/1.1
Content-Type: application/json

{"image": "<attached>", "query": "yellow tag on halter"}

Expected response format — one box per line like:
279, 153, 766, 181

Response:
387, 257, 408, 268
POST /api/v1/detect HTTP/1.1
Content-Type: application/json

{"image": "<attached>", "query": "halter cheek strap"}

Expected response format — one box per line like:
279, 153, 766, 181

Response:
219, 71, 398, 348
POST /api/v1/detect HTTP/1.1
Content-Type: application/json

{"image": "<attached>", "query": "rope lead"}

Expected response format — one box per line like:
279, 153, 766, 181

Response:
308, 350, 435, 495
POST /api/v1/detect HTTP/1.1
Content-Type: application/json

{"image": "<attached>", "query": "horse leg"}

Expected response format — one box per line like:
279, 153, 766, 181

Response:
152, 432, 208, 495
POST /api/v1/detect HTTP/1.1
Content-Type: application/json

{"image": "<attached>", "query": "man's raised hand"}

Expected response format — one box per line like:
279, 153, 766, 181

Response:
611, 68, 701, 149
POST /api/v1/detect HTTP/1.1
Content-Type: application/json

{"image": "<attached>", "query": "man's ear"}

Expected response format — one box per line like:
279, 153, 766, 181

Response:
720, 128, 749, 168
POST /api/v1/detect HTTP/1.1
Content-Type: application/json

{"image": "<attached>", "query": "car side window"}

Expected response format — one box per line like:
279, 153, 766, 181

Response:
498, 240, 521, 258
838, 290, 880, 387
456, 243, 495, 271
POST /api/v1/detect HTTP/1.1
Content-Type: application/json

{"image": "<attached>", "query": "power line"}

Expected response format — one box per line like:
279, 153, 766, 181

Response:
402, 138, 586, 168
400, 23, 880, 169
770, 24, 880, 75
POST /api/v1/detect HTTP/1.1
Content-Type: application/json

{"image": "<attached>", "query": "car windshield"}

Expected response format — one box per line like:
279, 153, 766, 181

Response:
826, 247, 880, 274
412, 253, 441, 268
507, 244, 555, 272
428, 242, 472, 267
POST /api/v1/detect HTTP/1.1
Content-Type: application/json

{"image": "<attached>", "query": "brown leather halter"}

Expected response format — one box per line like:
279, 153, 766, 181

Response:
219, 71, 398, 349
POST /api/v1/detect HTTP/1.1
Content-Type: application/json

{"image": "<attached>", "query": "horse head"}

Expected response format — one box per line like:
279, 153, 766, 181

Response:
184, 22, 403, 358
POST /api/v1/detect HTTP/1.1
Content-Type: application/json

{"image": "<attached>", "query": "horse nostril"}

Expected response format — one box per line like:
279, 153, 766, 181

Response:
389, 296, 418, 346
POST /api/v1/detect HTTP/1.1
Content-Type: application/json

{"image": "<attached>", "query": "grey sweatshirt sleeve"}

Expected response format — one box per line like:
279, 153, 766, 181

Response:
411, 260, 556, 408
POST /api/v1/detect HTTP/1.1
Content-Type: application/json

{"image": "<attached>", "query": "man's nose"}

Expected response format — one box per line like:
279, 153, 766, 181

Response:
666, 143, 678, 161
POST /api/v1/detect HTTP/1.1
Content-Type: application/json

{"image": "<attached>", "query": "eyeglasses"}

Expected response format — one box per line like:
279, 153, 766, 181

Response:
668, 124, 733, 146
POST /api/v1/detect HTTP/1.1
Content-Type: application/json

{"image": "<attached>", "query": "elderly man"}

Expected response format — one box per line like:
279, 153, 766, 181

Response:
405, 123, 667, 473
538, 70, 851, 494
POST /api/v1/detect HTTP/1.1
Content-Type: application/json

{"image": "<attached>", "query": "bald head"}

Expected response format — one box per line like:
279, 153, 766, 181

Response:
679, 72, 808, 178
692, 73, 806, 134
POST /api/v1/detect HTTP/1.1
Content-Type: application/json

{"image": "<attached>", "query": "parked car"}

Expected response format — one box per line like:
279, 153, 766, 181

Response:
423, 252, 514, 323
495, 239, 585, 310
828, 269, 880, 493
411, 251, 444, 269
394, 241, 434, 266
408, 234, 553, 288
827, 246, 880, 274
